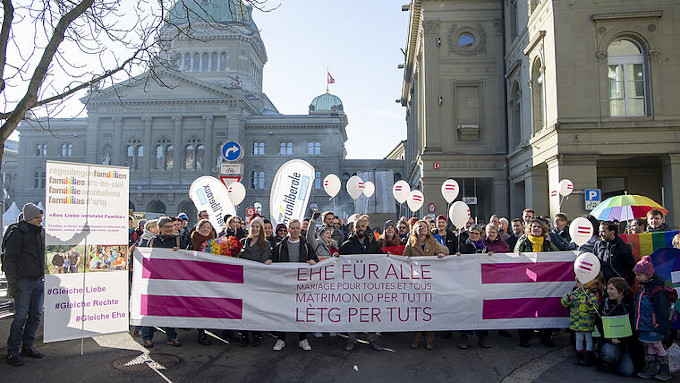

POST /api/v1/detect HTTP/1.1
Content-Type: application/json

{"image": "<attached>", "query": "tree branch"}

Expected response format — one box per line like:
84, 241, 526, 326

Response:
0, 0, 15, 95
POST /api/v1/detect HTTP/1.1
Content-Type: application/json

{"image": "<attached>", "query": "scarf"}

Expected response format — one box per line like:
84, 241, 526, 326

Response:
191, 230, 215, 251
527, 235, 544, 252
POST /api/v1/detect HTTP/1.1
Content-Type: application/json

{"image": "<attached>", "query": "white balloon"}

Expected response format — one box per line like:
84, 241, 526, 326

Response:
448, 201, 471, 230
393, 180, 411, 204
574, 252, 601, 284
407, 190, 424, 212
569, 217, 594, 247
346, 175, 364, 200
441, 179, 460, 203
227, 182, 246, 206
363, 181, 375, 198
323, 174, 341, 198
558, 179, 574, 196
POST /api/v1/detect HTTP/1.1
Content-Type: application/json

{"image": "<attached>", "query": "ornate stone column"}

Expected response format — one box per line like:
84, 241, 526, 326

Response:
112, 117, 122, 166
85, 117, 100, 164
172, 116, 182, 182
202, 115, 213, 174
142, 116, 152, 180
421, 19, 441, 152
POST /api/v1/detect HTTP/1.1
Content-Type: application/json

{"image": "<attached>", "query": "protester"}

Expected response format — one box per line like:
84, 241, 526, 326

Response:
598, 277, 639, 377
135, 219, 146, 241
263, 219, 278, 249
561, 278, 599, 366
319, 211, 346, 245
129, 216, 138, 246
402, 220, 447, 350
377, 220, 401, 248
522, 209, 535, 226
483, 223, 510, 254
506, 218, 524, 251
498, 217, 510, 241
340, 215, 384, 351
433, 215, 459, 255
190, 219, 215, 251
274, 223, 287, 243
515, 218, 559, 348
301, 218, 310, 238
646, 209, 670, 232
549, 213, 573, 251
628, 218, 647, 234
457, 224, 491, 349
271, 219, 318, 351
307, 215, 339, 258
4, 203, 46, 366
397, 219, 410, 244
138, 219, 159, 247
177, 213, 191, 243
594, 221, 636, 287
140, 216, 186, 348
238, 217, 271, 347
632, 256, 672, 381
221, 216, 246, 239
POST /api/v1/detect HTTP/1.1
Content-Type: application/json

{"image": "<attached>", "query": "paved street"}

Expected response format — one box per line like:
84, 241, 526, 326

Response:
0, 329, 645, 382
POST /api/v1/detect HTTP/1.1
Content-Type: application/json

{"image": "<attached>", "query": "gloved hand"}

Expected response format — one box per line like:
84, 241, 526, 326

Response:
7, 280, 17, 298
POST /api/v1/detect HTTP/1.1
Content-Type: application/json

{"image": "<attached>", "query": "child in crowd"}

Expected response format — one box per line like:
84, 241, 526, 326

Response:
633, 256, 672, 381
599, 277, 640, 376
562, 277, 599, 366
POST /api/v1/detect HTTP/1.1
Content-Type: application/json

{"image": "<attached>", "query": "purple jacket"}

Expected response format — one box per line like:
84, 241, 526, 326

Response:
483, 237, 510, 253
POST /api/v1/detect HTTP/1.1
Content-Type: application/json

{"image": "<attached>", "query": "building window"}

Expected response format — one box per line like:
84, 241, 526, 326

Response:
314, 171, 321, 189
154, 139, 173, 170
36, 143, 47, 157
220, 52, 227, 71
184, 139, 204, 170
193, 53, 200, 71
34, 170, 46, 189
307, 142, 321, 155
253, 142, 264, 155
252, 171, 265, 189
184, 53, 191, 70
136, 146, 143, 170
210, 52, 218, 71
511, 81, 522, 147
60, 143, 72, 157
531, 58, 545, 133
608, 38, 646, 117
510, 0, 518, 39
125, 139, 142, 170
174, 53, 182, 68
280, 142, 292, 155
458, 33, 475, 48
202, 52, 209, 71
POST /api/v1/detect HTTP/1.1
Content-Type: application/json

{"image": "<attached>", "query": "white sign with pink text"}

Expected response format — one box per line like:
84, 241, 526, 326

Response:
131, 248, 579, 332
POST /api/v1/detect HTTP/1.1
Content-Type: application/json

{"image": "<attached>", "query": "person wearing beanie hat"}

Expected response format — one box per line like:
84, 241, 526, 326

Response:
378, 220, 400, 248
274, 223, 287, 243
5, 203, 46, 366
633, 255, 672, 380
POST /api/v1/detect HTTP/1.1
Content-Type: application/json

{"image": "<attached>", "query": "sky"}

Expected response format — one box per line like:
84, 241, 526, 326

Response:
253, 0, 409, 158
7, 0, 410, 159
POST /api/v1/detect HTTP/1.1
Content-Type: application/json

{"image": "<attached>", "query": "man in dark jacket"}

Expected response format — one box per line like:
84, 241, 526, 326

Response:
270, 219, 317, 351
549, 213, 574, 251
505, 218, 524, 251
339, 215, 384, 351
595, 221, 636, 286
140, 216, 187, 348
645, 209, 670, 232
4, 203, 46, 366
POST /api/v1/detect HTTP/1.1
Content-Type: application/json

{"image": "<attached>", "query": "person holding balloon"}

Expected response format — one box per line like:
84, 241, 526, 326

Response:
561, 276, 599, 366
402, 220, 448, 350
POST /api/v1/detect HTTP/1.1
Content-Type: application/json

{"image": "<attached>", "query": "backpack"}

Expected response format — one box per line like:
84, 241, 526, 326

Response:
0, 223, 20, 273
650, 285, 680, 329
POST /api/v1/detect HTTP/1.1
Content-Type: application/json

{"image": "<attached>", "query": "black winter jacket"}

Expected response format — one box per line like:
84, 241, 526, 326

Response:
148, 234, 188, 249
594, 235, 636, 286
271, 236, 318, 263
339, 235, 384, 255
4, 221, 45, 281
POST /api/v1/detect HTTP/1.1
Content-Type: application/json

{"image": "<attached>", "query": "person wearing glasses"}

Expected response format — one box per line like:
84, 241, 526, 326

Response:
274, 223, 287, 243
397, 219, 410, 244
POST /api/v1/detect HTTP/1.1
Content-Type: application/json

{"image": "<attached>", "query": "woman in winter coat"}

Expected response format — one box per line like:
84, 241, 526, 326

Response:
432, 215, 459, 255
377, 220, 402, 248
238, 217, 271, 347
483, 223, 510, 254
403, 220, 448, 350
306, 217, 339, 259
190, 219, 215, 251
458, 224, 488, 255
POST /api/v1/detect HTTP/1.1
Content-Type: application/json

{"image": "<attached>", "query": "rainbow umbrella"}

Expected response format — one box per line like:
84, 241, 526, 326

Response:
590, 194, 667, 221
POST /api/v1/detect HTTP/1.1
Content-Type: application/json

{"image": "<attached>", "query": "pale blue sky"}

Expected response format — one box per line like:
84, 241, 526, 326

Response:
254, 0, 409, 158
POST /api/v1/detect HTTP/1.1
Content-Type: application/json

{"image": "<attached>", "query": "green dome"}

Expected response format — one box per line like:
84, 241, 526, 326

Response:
167, 0, 257, 31
309, 92, 344, 113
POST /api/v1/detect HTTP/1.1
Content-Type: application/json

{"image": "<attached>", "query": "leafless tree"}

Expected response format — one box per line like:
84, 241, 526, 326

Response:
0, 0, 275, 168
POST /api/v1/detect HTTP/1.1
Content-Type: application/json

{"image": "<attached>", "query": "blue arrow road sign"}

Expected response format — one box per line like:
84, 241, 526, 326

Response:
221, 141, 243, 161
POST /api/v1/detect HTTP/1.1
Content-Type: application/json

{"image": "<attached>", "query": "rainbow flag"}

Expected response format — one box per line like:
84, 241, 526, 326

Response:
620, 230, 679, 261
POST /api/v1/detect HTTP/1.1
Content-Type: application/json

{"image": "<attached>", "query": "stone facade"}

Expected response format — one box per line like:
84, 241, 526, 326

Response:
402, 0, 680, 227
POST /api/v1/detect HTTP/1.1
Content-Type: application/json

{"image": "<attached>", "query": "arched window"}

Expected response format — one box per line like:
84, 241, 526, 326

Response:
154, 139, 173, 170
314, 142, 321, 155
252, 171, 265, 189
314, 171, 321, 189
220, 52, 227, 71
166, 145, 174, 169
253, 142, 264, 155
210, 53, 218, 71
308, 142, 314, 155
184, 139, 204, 170
154, 145, 164, 169
136, 145, 143, 170
202, 53, 209, 71
286, 142, 293, 155
193, 53, 200, 71
126, 145, 134, 168
125, 139, 142, 170
608, 38, 646, 117
531, 58, 545, 133
511, 81, 522, 147
280, 142, 286, 155
184, 53, 191, 70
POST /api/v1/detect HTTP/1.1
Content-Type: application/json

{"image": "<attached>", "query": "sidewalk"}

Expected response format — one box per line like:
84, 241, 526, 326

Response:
0, 329, 654, 382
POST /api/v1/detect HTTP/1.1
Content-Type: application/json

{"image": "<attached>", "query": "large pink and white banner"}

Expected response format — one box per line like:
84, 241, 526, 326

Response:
130, 248, 578, 331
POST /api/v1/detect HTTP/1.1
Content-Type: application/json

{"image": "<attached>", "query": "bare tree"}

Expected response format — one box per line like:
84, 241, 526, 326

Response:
0, 0, 275, 169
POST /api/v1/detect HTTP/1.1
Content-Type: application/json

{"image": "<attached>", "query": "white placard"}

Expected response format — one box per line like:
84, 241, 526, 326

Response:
43, 271, 129, 342
45, 161, 129, 245
269, 159, 315, 228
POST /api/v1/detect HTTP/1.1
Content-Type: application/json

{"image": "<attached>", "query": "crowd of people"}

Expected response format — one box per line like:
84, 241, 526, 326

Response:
124, 206, 679, 380
3, 199, 679, 380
